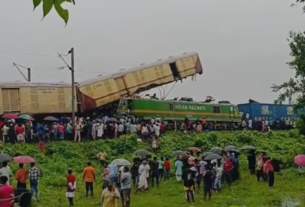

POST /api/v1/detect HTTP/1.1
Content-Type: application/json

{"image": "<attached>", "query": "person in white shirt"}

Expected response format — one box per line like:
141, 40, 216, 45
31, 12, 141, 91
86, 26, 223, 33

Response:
153, 123, 160, 137
0, 161, 12, 185
213, 162, 223, 192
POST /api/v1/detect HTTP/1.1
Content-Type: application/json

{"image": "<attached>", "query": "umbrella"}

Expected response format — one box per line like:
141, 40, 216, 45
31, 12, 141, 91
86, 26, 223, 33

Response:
203, 152, 222, 161
188, 147, 201, 152
210, 147, 224, 155
109, 117, 118, 122
111, 159, 131, 166
0, 153, 12, 162
18, 114, 34, 121
241, 146, 256, 151
43, 116, 59, 122
134, 149, 151, 156
173, 150, 188, 157
119, 112, 127, 115
13, 156, 35, 164
294, 155, 305, 166
2, 113, 19, 119
224, 145, 237, 151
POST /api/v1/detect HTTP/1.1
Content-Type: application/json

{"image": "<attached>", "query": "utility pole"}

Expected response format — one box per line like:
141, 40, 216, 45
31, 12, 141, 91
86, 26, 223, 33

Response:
58, 48, 75, 126
12, 62, 31, 82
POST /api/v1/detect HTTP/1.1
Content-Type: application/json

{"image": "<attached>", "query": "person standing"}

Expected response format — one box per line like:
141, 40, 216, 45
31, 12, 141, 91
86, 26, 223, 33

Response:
0, 176, 14, 207
15, 123, 25, 143
83, 162, 96, 197
265, 158, 275, 187
121, 166, 131, 207
102, 163, 110, 190
151, 157, 159, 187
15, 163, 27, 190
0, 161, 12, 185
182, 165, 196, 203
175, 157, 183, 182
28, 162, 41, 202
66, 169, 76, 207
101, 182, 120, 207
164, 158, 171, 181
74, 121, 82, 142
203, 165, 214, 201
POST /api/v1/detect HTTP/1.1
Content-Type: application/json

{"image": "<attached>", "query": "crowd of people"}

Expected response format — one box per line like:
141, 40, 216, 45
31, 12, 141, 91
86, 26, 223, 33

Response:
0, 146, 278, 207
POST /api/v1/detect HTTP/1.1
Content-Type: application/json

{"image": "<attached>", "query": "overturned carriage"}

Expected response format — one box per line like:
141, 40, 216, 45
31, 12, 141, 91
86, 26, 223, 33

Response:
77, 52, 203, 111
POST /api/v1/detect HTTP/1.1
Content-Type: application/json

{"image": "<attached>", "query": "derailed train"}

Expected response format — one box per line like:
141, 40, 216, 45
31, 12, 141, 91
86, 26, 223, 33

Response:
0, 52, 203, 115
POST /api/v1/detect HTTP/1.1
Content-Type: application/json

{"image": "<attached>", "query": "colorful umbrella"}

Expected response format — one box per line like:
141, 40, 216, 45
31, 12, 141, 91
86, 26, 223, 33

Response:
18, 114, 34, 121
2, 113, 19, 119
188, 147, 201, 152
13, 156, 35, 164
294, 155, 305, 166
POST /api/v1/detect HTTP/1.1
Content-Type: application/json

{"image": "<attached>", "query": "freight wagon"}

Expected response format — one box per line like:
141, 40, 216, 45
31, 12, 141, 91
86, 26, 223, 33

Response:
237, 102, 297, 120
0, 82, 77, 114
77, 52, 203, 111
117, 98, 241, 123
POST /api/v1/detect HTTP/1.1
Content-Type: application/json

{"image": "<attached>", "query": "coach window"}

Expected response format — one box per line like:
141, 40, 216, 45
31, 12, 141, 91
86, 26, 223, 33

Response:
169, 103, 174, 110
213, 106, 220, 113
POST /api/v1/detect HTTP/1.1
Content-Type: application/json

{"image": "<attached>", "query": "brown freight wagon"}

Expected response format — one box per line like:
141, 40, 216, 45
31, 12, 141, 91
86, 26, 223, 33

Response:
0, 82, 77, 114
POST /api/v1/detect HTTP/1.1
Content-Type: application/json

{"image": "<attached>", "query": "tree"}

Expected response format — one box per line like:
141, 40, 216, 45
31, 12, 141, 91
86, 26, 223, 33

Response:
272, 31, 305, 133
33, 0, 75, 25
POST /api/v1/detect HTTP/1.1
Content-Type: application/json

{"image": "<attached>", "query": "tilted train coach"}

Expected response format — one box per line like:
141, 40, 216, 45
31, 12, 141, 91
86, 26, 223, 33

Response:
0, 52, 203, 115
77, 52, 203, 111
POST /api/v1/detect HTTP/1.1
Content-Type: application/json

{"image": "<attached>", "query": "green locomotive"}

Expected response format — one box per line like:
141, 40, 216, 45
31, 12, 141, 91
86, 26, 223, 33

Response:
117, 98, 241, 123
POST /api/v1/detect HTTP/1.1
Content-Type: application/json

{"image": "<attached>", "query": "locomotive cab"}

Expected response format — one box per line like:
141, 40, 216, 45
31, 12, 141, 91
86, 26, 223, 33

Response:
118, 98, 133, 114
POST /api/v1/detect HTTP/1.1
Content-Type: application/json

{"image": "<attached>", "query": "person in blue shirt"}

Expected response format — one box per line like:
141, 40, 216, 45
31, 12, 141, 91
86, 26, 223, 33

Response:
108, 163, 117, 183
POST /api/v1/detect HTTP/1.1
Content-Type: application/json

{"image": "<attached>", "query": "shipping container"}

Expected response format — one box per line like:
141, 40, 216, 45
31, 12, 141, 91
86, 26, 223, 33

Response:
0, 82, 77, 114
237, 103, 297, 120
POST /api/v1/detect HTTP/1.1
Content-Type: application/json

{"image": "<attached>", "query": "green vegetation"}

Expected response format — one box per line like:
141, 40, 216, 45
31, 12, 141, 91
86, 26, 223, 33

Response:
1, 130, 305, 207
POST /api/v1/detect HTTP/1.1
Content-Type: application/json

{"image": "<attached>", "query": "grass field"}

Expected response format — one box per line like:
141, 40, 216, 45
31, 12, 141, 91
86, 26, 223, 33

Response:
28, 169, 305, 207
2, 130, 305, 207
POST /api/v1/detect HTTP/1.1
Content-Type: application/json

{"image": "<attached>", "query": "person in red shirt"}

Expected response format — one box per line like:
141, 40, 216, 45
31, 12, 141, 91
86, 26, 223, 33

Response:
0, 176, 14, 207
58, 123, 65, 140
223, 158, 234, 186
15, 123, 24, 143
164, 158, 170, 180
160, 123, 165, 134
264, 158, 274, 187
66, 169, 76, 207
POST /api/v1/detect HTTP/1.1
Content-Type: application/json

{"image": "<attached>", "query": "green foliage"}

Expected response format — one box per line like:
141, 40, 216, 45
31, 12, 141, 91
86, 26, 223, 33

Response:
1, 131, 305, 206
272, 31, 305, 134
33, 0, 75, 25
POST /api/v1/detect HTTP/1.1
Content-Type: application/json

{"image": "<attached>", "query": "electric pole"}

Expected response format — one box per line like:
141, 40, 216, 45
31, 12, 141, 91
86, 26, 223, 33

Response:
58, 48, 75, 126
12, 62, 31, 82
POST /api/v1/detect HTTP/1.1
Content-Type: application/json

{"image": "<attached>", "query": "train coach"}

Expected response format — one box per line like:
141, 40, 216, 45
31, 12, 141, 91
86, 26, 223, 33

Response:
0, 82, 77, 115
237, 101, 297, 120
77, 52, 203, 111
116, 98, 241, 123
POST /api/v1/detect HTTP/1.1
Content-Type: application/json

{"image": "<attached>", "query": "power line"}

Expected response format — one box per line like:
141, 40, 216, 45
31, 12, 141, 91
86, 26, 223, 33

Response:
0, 64, 101, 74
0, 51, 104, 64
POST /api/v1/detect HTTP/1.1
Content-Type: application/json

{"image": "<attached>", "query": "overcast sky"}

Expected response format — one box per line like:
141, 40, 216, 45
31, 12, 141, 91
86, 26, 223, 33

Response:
0, 0, 304, 104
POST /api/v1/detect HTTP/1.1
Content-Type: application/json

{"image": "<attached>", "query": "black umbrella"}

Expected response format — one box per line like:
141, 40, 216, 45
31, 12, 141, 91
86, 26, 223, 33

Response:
224, 145, 237, 151
0, 153, 12, 162
203, 152, 222, 161
44, 116, 59, 122
134, 149, 151, 156
241, 146, 256, 151
173, 150, 188, 157
210, 147, 224, 155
